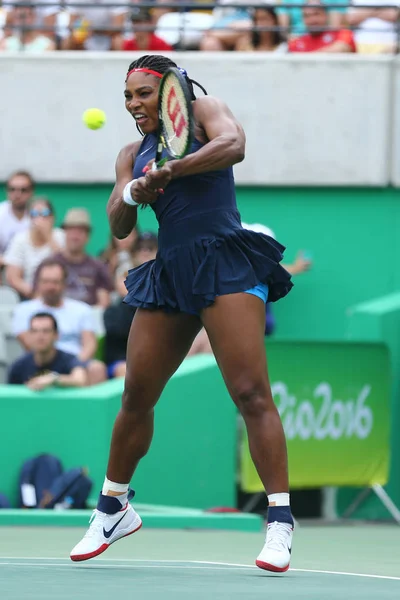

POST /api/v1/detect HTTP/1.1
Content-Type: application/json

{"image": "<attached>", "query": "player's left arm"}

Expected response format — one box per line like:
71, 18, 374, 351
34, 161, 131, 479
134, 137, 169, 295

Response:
171, 96, 245, 178
374, 8, 399, 22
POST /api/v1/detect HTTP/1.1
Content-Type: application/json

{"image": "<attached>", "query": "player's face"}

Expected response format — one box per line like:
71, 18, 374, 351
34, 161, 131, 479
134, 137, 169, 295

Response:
124, 72, 159, 134
30, 317, 57, 353
254, 9, 276, 33
65, 226, 89, 253
7, 175, 33, 210
303, 7, 327, 31
37, 265, 65, 305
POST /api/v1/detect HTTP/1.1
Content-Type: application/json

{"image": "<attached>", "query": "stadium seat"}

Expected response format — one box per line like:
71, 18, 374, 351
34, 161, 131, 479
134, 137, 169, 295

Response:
0, 286, 19, 306
5, 335, 23, 365
0, 334, 7, 383
156, 12, 214, 49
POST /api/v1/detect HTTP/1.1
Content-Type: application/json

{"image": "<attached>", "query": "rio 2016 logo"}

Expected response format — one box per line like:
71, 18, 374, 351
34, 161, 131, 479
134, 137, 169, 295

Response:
272, 382, 373, 440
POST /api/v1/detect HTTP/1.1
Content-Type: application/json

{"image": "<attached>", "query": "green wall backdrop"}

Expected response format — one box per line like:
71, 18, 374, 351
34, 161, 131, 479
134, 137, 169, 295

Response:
2, 183, 399, 343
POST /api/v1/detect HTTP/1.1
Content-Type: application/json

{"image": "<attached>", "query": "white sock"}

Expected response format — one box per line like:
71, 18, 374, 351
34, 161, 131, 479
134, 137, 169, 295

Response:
268, 493, 290, 507
102, 477, 129, 499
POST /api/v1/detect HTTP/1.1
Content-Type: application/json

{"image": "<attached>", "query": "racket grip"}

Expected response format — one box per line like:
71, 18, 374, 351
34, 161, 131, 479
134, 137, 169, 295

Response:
156, 157, 168, 169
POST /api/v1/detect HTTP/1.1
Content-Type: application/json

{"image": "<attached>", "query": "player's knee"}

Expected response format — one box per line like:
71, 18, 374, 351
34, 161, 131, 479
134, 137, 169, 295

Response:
233, 382, 271, 418
121, 375, 151, 414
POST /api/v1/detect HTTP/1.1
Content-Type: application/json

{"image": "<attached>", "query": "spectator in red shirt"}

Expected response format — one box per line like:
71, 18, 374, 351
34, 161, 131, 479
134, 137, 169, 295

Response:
121, 7, 173, 52
289, 1, 356, 53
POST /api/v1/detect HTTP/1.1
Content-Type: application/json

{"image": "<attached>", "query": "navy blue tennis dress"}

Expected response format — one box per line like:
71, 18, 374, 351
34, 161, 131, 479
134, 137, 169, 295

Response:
124, 134, 293, 315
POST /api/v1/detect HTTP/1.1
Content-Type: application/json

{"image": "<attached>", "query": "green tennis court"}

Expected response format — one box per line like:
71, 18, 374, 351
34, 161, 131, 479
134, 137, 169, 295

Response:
1, 523, 399, 600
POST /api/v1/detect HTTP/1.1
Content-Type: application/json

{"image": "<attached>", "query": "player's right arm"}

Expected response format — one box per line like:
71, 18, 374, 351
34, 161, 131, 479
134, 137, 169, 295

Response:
107, 142, 159, 239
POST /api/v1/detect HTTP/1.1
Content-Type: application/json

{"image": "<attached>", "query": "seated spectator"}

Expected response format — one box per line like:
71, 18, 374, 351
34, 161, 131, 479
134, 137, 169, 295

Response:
288, 2, 356, 53
4, 197, 64, 300
348, 0, 399, 54
55, 0, 129, 51
12, 259, 107, 385
0, 2, 55, 52
115, 231, 158, 298
98, 227, 140, 279
0, 170, 33, 272
37, 208, 114, 307
104, 231, 158, 379
117, 6, 173, 51
8, 312, 87, 389
200, 0, 252, 51
103, 302, 136, 379
278, 0, 345, 39
235, 7, 287, 52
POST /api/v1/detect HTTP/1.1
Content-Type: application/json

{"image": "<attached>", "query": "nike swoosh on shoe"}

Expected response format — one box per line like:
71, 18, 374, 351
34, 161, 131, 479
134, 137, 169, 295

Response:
103, 511, 127, 539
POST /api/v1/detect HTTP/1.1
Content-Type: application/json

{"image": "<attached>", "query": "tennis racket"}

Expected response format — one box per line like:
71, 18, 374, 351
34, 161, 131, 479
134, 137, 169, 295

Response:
152, 67, 194, 171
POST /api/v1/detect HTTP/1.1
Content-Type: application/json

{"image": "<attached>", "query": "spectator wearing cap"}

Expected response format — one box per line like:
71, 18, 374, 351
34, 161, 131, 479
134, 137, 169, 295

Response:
117, 6, 173, 51
36, 208, 114, 308
4, 197, 64, 300
288, 2, 356, 53
0, 171, 33, 270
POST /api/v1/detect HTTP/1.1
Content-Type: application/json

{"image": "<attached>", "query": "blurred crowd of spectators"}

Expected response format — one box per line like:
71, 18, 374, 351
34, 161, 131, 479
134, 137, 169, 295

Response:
0, 0, 399, 54
0, 169, 158, 387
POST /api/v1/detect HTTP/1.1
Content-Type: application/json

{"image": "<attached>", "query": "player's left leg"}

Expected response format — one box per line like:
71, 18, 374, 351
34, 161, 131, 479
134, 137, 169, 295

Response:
201, 292, 294, 572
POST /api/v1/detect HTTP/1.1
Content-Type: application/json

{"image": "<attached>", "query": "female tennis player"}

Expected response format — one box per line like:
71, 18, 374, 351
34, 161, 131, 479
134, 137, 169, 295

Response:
70, 55, 294, 572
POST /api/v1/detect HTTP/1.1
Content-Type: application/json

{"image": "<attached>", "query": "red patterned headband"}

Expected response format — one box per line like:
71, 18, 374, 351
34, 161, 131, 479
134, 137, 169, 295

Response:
126, 68, 163, 80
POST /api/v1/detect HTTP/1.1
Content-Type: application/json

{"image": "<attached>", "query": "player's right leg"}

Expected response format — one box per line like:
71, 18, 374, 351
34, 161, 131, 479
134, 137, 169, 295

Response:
70, 308, 201, 562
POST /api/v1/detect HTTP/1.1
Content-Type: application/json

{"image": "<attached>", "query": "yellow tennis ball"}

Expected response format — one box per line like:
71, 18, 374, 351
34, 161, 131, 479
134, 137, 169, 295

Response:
82, 108, 106, 130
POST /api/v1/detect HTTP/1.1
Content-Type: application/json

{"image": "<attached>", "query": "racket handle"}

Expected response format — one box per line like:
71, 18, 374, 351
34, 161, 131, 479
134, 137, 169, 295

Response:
155, 157, 168, 170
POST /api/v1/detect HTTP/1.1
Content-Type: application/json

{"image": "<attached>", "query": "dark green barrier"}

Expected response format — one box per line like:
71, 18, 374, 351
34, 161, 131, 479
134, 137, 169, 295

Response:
0, 355, 237, 509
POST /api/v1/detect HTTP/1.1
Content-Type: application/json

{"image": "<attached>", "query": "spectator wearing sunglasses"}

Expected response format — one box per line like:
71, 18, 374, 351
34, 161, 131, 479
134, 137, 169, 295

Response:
0, 171, 34, 270
4, 197, 65, 300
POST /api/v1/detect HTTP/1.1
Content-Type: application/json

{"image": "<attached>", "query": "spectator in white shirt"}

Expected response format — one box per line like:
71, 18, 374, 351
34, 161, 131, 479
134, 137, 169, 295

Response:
0, 170, 33, 269
4, 197, 64, 300
348, 0, 400, 53
12, 258, 107, 385
0, 2, 55, 52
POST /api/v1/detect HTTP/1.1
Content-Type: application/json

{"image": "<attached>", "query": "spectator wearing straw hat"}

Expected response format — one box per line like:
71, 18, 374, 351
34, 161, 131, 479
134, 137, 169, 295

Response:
36, 208, 114, 308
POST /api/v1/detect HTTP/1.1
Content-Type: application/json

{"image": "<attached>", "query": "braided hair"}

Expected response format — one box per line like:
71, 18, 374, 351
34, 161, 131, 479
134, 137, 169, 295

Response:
126, 54, 207, 104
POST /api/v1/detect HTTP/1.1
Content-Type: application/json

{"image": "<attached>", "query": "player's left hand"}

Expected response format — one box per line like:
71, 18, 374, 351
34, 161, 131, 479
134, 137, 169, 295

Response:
143, 160, 173, 191
26, 373, 57, 391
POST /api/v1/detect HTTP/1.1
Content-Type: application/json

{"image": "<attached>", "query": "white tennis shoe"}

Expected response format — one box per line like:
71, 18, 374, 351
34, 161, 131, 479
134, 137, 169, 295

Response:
256, 521, 293, 572
70, 503, 142, 562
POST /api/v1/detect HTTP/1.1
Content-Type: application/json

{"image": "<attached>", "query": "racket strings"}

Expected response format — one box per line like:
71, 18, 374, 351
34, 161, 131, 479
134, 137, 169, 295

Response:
161, 74, 191, 158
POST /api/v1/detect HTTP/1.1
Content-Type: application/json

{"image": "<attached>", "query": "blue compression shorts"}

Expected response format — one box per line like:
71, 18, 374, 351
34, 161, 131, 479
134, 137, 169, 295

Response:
244, 283, 269, 303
